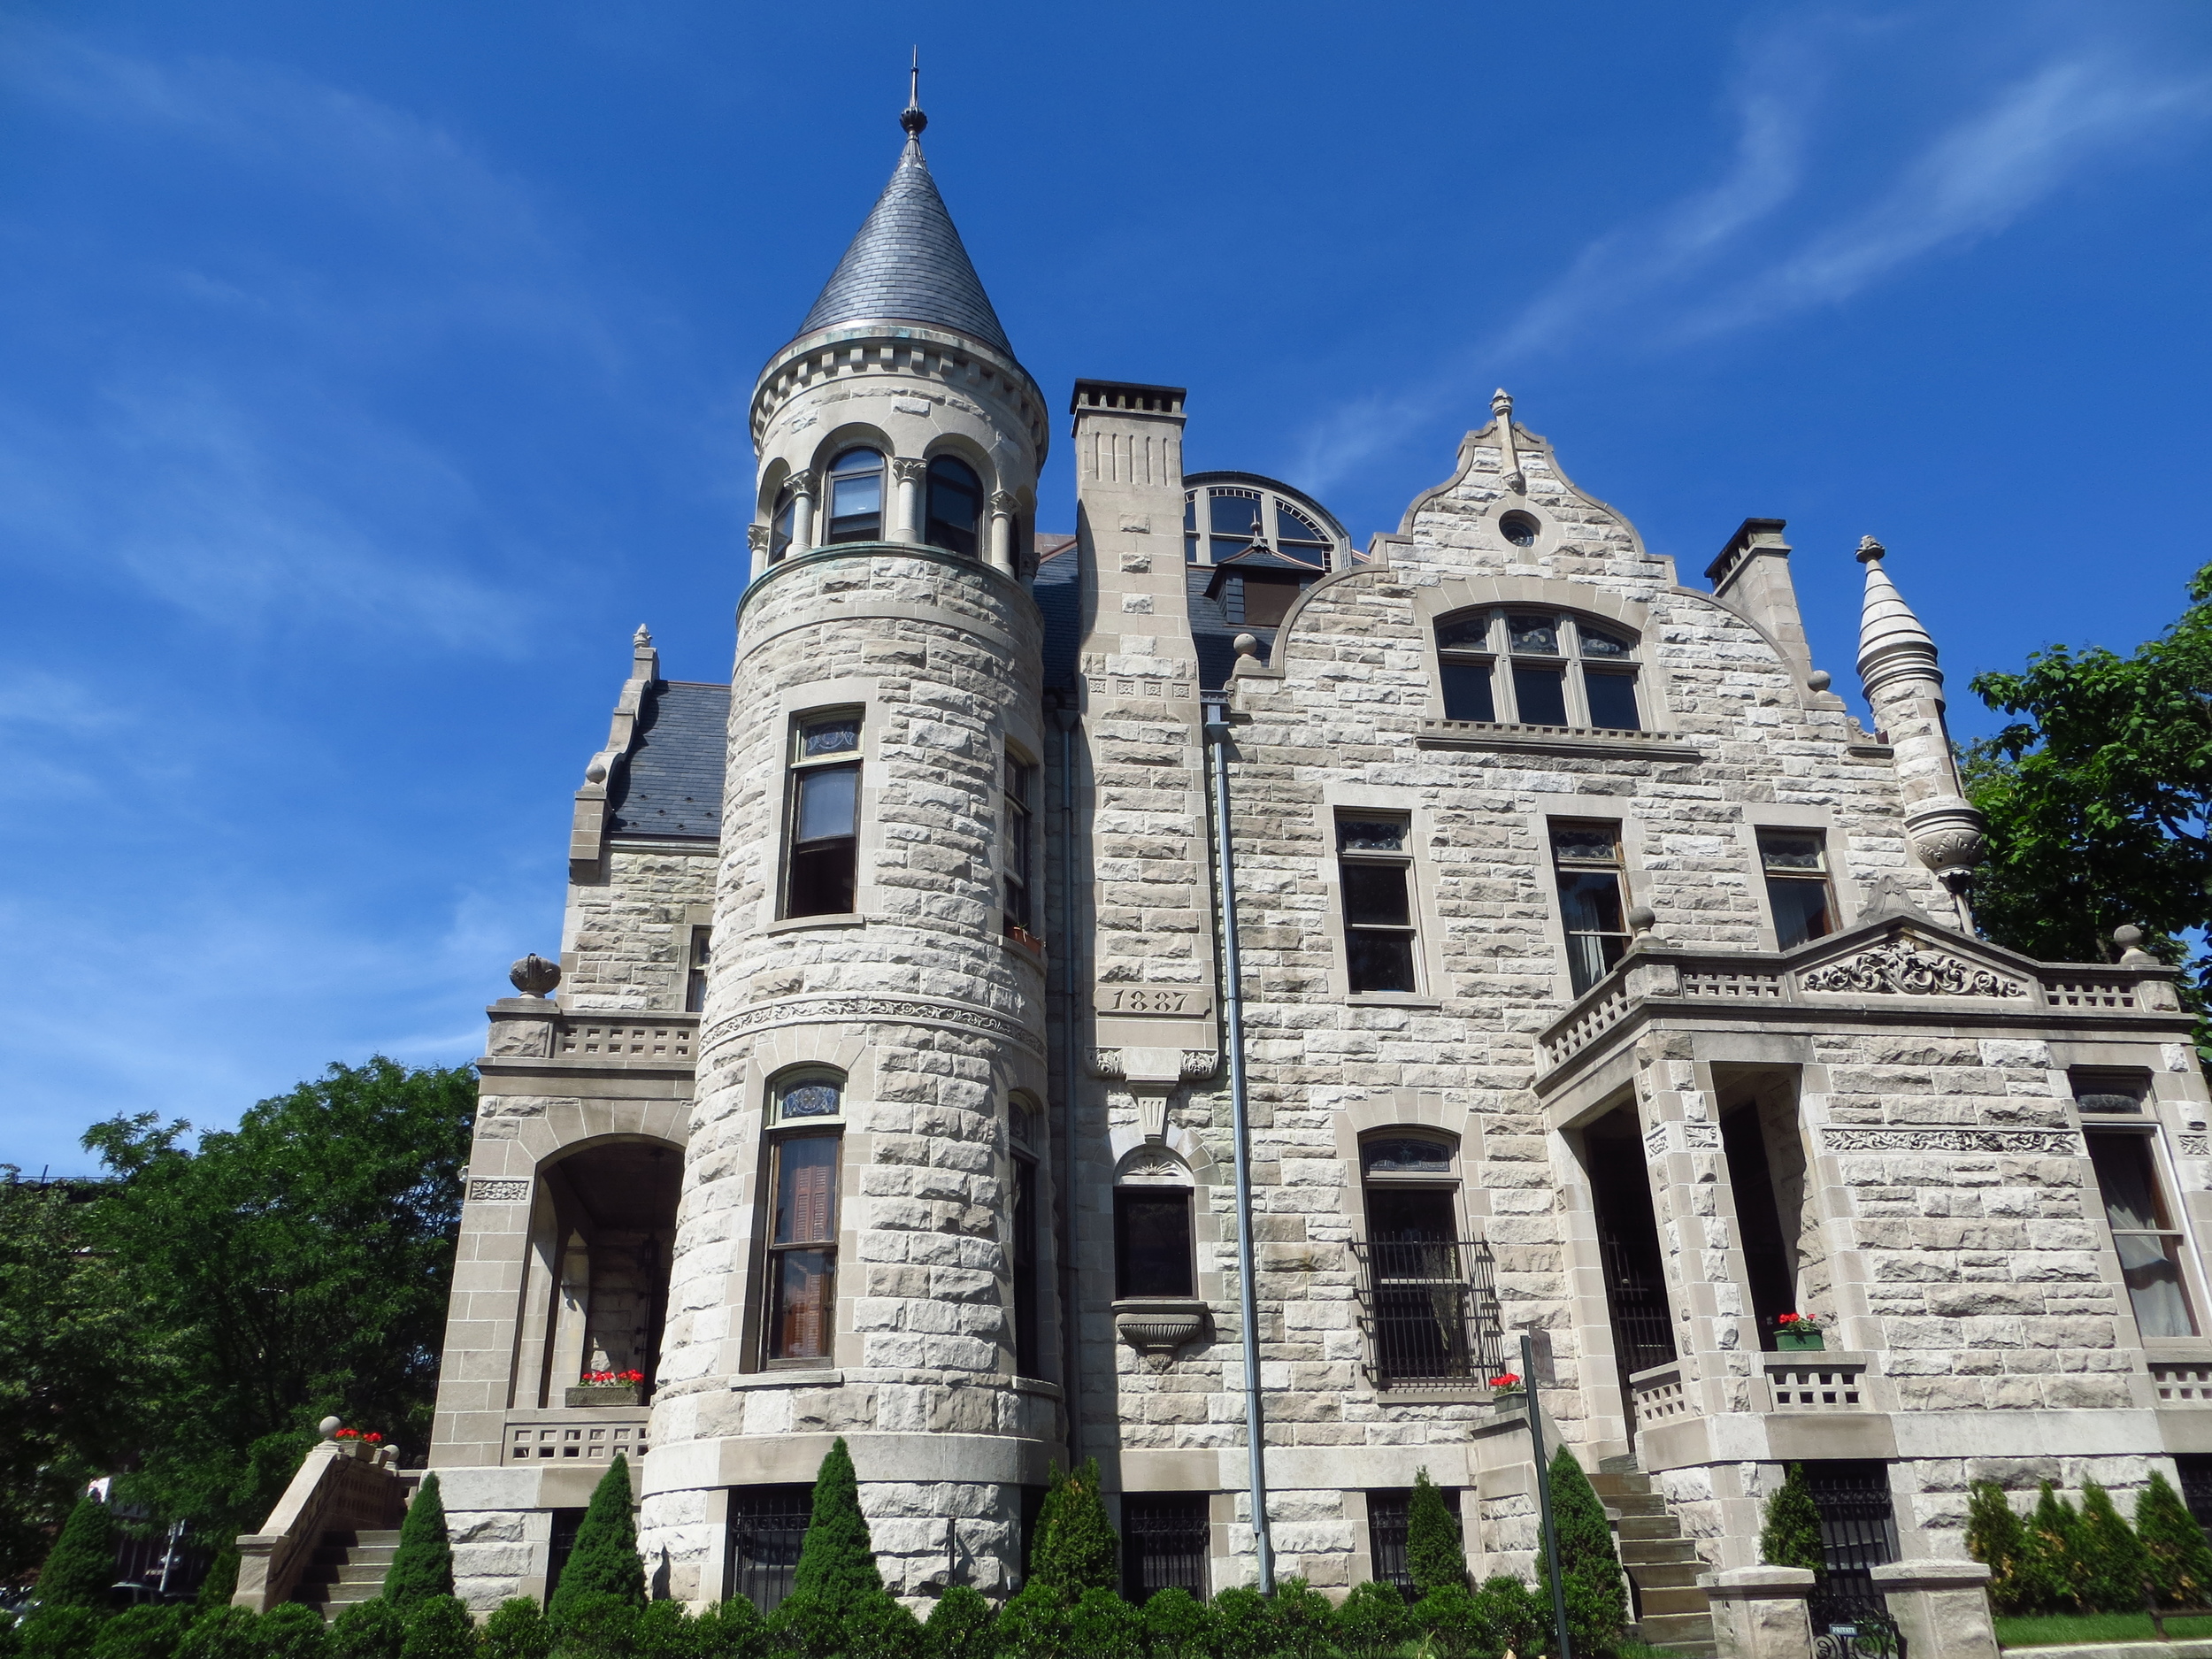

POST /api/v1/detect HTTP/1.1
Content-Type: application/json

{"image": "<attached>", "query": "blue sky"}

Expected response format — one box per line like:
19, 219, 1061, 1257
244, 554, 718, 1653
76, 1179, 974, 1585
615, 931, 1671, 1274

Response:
4, 1, 2208, 1171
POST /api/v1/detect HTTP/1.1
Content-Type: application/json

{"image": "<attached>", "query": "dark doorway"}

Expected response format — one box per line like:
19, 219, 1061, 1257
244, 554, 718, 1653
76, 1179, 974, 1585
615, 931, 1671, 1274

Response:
546, 1508, 587, 1600
1722, 1107, 1797, 1346
1583, 1108, 1677, 1430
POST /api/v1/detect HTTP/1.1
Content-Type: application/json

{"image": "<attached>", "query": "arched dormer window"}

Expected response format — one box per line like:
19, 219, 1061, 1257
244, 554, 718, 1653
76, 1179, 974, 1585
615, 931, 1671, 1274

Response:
826, 449, 884, 543
1434, 609, 1642, 731
924, 455, 983, 556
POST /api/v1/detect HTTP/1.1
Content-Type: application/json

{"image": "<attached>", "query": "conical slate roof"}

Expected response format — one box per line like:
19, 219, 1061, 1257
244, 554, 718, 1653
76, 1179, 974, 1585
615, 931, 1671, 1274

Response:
795, 133, 1013, 357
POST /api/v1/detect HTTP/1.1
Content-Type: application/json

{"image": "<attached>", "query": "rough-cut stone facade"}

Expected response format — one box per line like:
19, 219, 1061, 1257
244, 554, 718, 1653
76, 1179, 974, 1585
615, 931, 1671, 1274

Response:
422, 109, 2212, 1655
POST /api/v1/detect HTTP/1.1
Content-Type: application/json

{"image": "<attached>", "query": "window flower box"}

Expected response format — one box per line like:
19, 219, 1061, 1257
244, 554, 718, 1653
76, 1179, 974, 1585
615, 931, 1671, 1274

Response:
1775, 1314, 1824, 1352
566, 1370, 647, 1407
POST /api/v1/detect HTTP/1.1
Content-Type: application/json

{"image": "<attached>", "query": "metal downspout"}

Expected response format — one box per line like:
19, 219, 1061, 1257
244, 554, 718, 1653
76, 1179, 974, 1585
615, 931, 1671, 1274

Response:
1053, 700, 1083, 1464
1203, 696, 1274, 1592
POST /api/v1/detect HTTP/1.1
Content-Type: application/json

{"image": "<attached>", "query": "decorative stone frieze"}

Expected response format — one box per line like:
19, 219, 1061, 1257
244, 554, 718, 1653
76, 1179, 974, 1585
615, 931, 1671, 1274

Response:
1799, 934, 2025, 998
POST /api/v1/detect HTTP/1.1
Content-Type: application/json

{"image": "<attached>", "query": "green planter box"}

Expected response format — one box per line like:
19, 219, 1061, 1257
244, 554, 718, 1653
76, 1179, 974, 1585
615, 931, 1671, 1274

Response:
564, 1384, 643, 1407
1776, 1328, 1825, 1351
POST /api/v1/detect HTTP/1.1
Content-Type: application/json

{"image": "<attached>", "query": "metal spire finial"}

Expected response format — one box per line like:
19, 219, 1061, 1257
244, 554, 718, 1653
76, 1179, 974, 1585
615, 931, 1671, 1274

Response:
901, 48, 926, 138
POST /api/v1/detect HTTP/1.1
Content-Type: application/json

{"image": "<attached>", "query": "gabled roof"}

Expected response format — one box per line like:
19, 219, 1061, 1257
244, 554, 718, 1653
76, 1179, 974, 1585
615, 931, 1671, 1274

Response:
795, 132, 1013, 357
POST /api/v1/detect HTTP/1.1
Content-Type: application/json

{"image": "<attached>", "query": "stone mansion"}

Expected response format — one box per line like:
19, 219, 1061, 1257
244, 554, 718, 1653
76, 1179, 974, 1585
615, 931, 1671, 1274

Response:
421, 95, 2212, 1651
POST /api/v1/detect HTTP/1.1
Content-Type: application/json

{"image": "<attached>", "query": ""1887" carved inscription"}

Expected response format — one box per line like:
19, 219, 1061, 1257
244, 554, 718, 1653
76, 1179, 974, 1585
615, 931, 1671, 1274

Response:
1096, 986, 1198, 1015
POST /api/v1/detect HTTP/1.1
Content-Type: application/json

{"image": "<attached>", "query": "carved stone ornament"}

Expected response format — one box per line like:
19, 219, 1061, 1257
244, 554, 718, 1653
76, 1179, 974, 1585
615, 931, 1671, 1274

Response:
1113, 1297, 1210, 1355
510, 954, 562, 997
890, 457, 928, 482
714, 993, 1045, 1057
747, 524, 772, 555
1798, 933, 2024, 999
466, 1179, 533, 1202
1905, 795, 1987, 878
1822, 1128, 2079, 1156
988, 489, 1018, 515
2180, 1135, 2209, 1158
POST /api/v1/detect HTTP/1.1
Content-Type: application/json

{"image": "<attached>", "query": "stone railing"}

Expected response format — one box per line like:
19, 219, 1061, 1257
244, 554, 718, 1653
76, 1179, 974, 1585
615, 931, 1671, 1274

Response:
482, 1000, 699, 1067
2151, 1362, 2212, 1403
1538, 935, 2180, 1072
1629, 1361, 1692, 1426
503, 1407, 650, 1465
234, 1429, 412, 1612
1764, 1353, 1869, 1409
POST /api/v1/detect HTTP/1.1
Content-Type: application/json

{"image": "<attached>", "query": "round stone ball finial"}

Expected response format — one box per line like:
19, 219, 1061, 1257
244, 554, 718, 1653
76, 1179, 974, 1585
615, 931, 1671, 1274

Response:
1855, 534, 1886, 565
2115, 924, 2144, 950
1625, 904, 1656, 938
510, 954, 562, 998
1808, 670, 1832, 692
1233, 633, 1261, 658
318, 1416, 342, 1440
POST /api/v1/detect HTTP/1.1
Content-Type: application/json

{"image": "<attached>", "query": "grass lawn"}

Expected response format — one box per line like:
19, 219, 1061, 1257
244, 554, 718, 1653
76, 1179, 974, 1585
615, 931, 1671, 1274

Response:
1995, 1610, 2212, 1647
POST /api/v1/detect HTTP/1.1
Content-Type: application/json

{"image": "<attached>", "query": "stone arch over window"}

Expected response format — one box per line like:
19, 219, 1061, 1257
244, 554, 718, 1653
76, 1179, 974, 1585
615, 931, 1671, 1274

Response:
1113, 1145, 1195, 1301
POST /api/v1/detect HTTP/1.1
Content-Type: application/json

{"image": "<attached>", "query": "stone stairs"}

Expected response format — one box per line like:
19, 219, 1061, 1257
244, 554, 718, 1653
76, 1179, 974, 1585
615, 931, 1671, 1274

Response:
1588, 1467, 1717, 1657
290, 1528, 399, 1618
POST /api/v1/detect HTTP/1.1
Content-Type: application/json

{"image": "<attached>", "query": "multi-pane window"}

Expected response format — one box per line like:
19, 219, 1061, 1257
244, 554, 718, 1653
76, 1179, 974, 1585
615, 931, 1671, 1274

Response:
685, 926, 712, 1013
1358, 1134, 1490, 1386
1552, 821, 1630, 995
785, 716, 860, 917
1758, 830, 1835, 949
1114, 1186, 1194, 1298
1338, 816, 1418, 995
2086, 1132, 2197, 1337
825, 448, 884, 542
1181, 476, 1344, 568
1432, 610, 1641, 730
925, 456, 983, 556
770, 485, 796, 562
763, 1073, 843, 1365
1003, 756, 1036, 937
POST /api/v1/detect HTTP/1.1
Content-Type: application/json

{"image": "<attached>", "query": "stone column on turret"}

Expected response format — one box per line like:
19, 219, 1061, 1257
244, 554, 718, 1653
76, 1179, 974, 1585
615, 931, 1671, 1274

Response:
1854, 535, 1985, 928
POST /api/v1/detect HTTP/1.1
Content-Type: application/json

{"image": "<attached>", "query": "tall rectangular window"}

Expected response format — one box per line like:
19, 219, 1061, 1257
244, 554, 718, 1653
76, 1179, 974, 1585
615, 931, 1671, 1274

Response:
1434, 615, 1496, 722
1114, 1187, 1194, 1298
1759, 830, 1835, 949
1003, 755, 1036, 936
785, 715, 860, 917
1552, 821, 1630, 995
725, 1485, 814, 1613
2087, 1131, 2197, 1337
1012, 1152, 1040, 1376
1339, 815, 1417, 995
685, 926, 712, 1013
765, 1133, 840, 1361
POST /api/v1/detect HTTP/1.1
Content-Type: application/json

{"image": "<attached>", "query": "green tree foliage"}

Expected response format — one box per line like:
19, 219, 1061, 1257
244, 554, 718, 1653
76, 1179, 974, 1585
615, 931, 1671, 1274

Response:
382, 1472, 455, 1609
552, 1594, 638, 1659
2077, 1480, 2153, 1612
1064, 1588, 1141, 1659
993, 1581, 1071, 1659
80, 1060, 476, 1540
788, 1440, 882, 1617
1472, 1577, 1541, 1658
1204, 1586, 1272, 1659
1411, 1583, 1499, 1659
0, 1176, 143, 1585
2137, 1471, 2212, 1609
35, 1492, 116, 1609
396, 1597, 471, 1659
2028, 1481, 2087, 1613
1964, 1480, 2037, 1614
693, 1599, 768, 1659
1270, 1577, 1335, 1659
479, 1598, 553, 1659
846, 1593, 925, 1659
193, 1551, 238, 1613
632, 1599, 697, 1659
922, 1586, 996, 1659
326, 1597, 405, 1659
174, 1607, 263, 1659
90, 1604, 192, 1659
1964, 561, 2212, 1039
1758, 1463, 1825, 1574
1136, 1586, 1207, 1659
1407, 1468, 1467, 1596
257, 1603, 331, 1659
1025, 1461, 1117, 1600
548, 1455, 646, 1629
1333, 1580, 1411, 1659
17, 1605, 109, 1659
1537, 1447, 1629, 1658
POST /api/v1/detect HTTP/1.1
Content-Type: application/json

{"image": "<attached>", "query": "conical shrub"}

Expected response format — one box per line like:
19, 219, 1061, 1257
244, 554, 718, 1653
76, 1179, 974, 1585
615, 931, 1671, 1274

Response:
35, 1493, 116, 1609
1759, 1463, 1825, 1573
1965, 1481, 2036, 1614
1333, 1580, 1411, 1659
1537, 1445, 1628, 1657
1406, 1467, 1467, 1595
547, 1454, 646, 1629
1027, 1460, 1117, 1600
2077, 1480, 2152, 1612
789, 1439, 883, 1617
2028, 1481, 2086, 1613
2137, 1471, 2212, 1609
383, 1472, 455, 1609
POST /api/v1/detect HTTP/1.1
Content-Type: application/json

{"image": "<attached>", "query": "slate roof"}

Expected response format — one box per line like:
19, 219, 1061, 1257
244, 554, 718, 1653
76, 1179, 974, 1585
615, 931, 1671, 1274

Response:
607, 681, 727, 841
795, 136, 1014, 357
1033, 534, 1080, 691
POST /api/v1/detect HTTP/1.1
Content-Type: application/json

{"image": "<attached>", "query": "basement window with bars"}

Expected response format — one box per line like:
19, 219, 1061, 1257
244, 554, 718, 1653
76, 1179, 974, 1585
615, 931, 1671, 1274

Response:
1802, 1462, 1901, 1598
725, 1484, 814, 1613
1366, 1486, 1462, 1594
1121, 1494, 1210, 1602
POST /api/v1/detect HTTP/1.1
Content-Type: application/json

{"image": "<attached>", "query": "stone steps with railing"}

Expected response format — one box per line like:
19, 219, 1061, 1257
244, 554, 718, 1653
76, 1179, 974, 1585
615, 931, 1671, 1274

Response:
288, 1529, 399, 1618
1590, 1467, 1718, 1658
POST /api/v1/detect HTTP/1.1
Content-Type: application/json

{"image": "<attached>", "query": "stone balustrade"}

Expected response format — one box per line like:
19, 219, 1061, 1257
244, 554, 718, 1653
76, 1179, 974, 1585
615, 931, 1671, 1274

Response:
480, 1001, 699, 1069
1763, 1352, 1868, 1410
503, 1408, 650, 1466
234, 1431, 412, 1612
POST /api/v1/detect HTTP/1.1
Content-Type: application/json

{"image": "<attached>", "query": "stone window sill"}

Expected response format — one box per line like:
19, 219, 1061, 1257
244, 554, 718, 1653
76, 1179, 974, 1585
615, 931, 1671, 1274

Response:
1415, 719, 1701, 762
764, 913, 871, 936
1348, 995, 1444, 1010
731, 1369, 843, 1390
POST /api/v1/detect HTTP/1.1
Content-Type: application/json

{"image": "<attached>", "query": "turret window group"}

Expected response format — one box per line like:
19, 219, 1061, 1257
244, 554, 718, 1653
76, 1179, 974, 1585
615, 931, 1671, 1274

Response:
1434, 609, 1641, 730
825, 448, 885, 542
925, 455, 983, 555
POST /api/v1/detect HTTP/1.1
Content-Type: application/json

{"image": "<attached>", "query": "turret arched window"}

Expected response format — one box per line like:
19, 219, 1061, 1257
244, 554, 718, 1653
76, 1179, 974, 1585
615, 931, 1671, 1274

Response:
925, 456, 983, 556
826, 449, 884, 543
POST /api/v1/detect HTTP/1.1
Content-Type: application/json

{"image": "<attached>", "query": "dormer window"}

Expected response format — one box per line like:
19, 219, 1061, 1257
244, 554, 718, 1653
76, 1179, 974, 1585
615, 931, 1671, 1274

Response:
826, 449, 884, 543
925, 456, 983, 556
1432, 610, 1643, 731
1182, 474, 1348, 569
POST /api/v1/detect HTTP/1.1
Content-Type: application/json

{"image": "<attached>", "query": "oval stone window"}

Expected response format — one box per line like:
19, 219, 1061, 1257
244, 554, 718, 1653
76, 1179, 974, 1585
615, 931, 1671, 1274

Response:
1500, 511, 1540, 548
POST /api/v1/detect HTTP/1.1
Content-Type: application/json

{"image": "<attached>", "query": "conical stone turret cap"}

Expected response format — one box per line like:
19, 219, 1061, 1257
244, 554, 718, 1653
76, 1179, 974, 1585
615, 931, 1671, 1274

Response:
794, 119, 1012, 357
1855, 535, 1940, 695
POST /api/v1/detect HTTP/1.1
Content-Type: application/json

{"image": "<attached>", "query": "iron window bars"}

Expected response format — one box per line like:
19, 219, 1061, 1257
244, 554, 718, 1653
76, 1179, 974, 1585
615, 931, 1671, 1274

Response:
1121, 1494, 1210, 1602
1349, 1234, 1504, 1389
726, 1484, 815, 1613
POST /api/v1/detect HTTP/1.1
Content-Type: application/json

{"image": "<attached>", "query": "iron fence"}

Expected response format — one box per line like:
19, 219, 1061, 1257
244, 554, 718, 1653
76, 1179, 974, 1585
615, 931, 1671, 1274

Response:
1350, 1237, 1504, 1389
